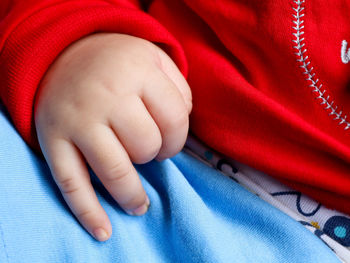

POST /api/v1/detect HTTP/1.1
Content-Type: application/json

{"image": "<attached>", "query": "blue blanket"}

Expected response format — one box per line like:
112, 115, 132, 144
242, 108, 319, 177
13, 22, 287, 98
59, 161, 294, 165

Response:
0, 107, 340, 262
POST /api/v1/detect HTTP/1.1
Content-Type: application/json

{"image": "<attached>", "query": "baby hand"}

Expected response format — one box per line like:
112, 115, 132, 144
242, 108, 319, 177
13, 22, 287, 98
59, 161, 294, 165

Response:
34, 33, 192, 241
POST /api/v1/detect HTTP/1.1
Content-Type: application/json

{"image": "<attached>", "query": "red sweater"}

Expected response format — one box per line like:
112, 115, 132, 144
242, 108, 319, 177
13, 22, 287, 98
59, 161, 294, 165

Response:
1, 0, 350, 214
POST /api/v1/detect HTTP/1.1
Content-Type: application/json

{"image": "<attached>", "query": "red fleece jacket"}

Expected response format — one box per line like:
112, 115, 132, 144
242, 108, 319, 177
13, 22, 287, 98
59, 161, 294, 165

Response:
1, 0, 350, 214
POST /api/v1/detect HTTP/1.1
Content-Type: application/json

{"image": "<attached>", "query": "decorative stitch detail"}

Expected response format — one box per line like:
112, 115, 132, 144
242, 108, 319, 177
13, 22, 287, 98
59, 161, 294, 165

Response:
341, 40, 350, 64
292, 0, 350, 130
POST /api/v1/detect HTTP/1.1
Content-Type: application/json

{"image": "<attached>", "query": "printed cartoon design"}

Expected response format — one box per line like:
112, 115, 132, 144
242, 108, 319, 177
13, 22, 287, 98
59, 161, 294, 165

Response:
185, 135, 350, 255
216, 158, 238, 174
271, 190, 350, 247
324, 216, 350, 246
271, 191, 321, 217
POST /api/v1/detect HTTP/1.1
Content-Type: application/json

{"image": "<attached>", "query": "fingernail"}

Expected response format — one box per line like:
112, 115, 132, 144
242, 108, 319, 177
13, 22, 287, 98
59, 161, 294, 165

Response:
93, 228, 109, 242
127, 197, 150, 216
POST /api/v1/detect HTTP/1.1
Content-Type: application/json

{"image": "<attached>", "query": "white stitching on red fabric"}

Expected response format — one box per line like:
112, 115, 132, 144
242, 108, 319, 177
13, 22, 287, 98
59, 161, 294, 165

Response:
341, 40, 350, 64
292, 0, 350, 130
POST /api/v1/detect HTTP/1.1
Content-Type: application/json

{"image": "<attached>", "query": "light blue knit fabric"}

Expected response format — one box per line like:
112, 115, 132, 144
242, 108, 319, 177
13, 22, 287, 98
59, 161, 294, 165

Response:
0, 107, 340, 263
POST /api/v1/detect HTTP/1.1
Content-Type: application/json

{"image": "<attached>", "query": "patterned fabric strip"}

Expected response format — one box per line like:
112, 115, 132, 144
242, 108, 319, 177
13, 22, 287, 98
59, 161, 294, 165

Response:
185, 135, 350, 263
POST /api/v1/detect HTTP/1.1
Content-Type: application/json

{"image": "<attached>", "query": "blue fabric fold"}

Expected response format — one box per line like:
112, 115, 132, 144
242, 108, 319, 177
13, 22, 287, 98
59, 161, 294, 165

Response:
0, 108, 340, 263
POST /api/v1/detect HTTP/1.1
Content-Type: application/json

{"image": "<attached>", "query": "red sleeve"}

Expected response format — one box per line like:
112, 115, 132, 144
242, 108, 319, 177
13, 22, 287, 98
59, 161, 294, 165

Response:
0, 0, 187, 150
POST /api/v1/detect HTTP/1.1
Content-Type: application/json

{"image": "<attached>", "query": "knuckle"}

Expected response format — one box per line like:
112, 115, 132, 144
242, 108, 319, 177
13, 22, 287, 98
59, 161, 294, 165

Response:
186, 97, 193, 113
164, 109, 189, 132
56, 176, 80, 195
77, 209, 94, 221
103, 161, 132, 183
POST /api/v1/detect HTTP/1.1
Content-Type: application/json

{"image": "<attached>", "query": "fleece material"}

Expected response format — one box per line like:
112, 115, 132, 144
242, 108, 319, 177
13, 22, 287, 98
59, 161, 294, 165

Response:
1, 0, 350, 213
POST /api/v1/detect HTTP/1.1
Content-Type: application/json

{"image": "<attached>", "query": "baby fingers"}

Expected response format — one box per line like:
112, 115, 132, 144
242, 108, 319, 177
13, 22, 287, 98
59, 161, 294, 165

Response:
72, 124, 150, 217
42, 138, 112, 242
108, 96, 162, 164
142, 71, 189, 161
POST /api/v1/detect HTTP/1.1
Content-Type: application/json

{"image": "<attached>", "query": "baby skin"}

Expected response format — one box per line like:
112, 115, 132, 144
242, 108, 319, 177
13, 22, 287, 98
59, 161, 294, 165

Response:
34, 33, 192, 241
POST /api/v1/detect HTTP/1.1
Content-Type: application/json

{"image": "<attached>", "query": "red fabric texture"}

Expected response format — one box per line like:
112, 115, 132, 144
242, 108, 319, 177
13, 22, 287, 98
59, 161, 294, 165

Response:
0, 0, 187, 150
1, 0, 350, 214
